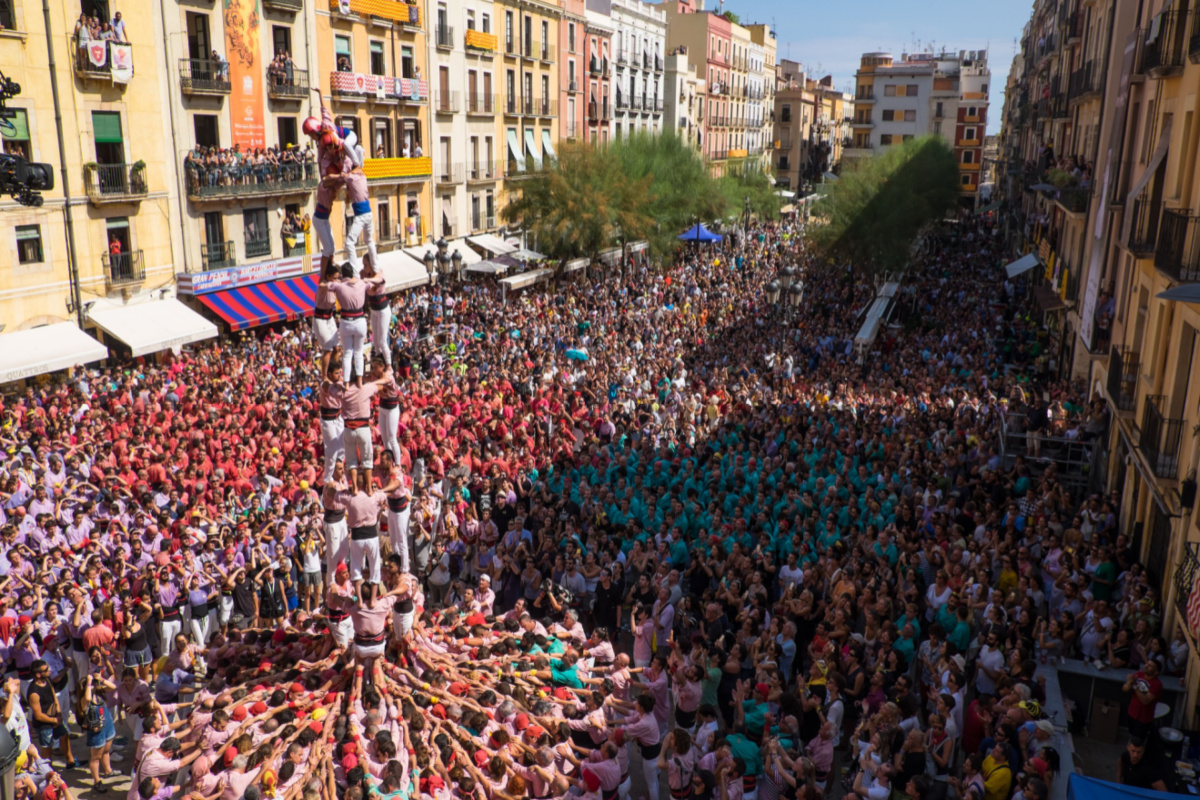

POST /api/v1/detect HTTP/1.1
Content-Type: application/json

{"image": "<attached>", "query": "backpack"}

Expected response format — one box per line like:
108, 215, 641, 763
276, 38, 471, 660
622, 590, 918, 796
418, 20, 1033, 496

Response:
83, 701, 105, 735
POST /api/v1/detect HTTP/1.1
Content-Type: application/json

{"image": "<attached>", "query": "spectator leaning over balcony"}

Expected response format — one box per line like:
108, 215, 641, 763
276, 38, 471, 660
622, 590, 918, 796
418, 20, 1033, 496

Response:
111, 11, 127, 42
212, 49, 228, 79
304, 84, 373, 278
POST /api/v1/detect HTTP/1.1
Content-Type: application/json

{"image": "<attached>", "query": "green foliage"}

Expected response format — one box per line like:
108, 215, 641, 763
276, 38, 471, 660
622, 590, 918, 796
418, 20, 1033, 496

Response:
722, 10, 740, 23
609, 131, 727, 258
717, 166, 781, 222
500, 141, 657, 263
812, 136, 959, 277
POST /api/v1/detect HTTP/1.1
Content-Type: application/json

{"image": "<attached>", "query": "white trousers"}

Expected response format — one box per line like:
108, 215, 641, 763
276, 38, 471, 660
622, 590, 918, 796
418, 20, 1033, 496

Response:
387, 506, 411, 573
642, 751, 659, 800
325, 517, 349, 575
343, 425, 372, 470
313, 215, 335, 257
332, 617, 354, 649
313, 316, 339, 351
188, 611, 213, 646
160, 618, 183, 653
370, 306, 392, 366
339, 317, 368, 382
392, 607, 415, 639
346, 211, 375, 276
350, 535, 382, 583
378, 405, 400, 462
321, 418, 345, 481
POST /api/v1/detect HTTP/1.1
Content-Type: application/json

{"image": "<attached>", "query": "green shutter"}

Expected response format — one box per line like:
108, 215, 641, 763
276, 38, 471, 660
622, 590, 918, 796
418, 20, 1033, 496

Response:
92, 111, 123, 144
15, 226, 39, 241
2, 110, 29, 142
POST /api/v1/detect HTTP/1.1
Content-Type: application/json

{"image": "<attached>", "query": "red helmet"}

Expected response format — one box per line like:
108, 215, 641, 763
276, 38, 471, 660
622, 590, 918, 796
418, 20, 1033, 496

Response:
302, 117, 322, 138
321, 132, 338, 150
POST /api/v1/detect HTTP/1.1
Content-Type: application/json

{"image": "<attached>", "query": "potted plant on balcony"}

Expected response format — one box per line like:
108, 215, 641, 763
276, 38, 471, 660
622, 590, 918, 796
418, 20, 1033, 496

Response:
130, 160, 147, 193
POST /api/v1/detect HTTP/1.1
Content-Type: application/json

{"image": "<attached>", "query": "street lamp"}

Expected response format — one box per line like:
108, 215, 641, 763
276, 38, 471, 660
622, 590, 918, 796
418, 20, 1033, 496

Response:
451, 249, 463, 279
787, 282, 804, 309
423, 249, 437, 286
765, 279, 781, 305
436, 237, 450, 278
780, 264, 796, 290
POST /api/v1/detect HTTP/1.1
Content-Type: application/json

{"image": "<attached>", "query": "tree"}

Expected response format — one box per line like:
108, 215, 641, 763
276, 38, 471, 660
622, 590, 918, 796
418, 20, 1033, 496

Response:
718, 166, 781, 222
500, 140, 656, 266
609, 130, 726, 258
811, 135, 959, 277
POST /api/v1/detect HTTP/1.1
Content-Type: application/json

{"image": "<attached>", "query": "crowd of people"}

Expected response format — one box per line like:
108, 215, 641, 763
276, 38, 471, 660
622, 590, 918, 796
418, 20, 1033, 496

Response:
183, 144, 317, 194
0, 213, 1173, 800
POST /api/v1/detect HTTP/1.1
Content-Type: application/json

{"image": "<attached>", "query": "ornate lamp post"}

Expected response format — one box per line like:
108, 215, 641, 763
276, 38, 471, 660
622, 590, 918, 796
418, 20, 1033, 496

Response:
423, 249, 437, 286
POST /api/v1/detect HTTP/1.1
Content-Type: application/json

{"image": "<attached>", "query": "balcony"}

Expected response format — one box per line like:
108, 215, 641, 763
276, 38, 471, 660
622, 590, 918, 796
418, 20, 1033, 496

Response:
201, 240, 236, 271
245, 238, 272, 259
642, 51, 651, 69
268, 67, 309, 99
711, 149, 729, 161
540, 43, 555, 63
536, 97, 556, 117
328, 0, 420, 27
83, 162, 148, 204
655, 55, 663, 72
617, 49, 628, 65
363, 156, 433, 184
590, 56, 602, 75
1155, 208, 1200, 282
1127, 194, 1161, 256
568, 80, 579, 93
436, 163, 463, 186
186, 162, 316, 201
1065, 10, 1083, 44
1139, 395, 1184, 479
1055, 186, 1091, 216
284, 242, 306, 257
330, 71, 427, 103
1068, 60, 1101, 102
179, 58, 230, 95
466, 92, 494, 114
434, 91, 460, 113
435, 25, 454, 49
262, 0, 302, 10
467, 161, 500, 183
504, 94, 519, 115
103, 251, 145, 290
1140, 10, 1186, 77
72, 39, 134, 84
615, 93, 630, 111
465, 29, 497, 52
1107, 346, 1139, 412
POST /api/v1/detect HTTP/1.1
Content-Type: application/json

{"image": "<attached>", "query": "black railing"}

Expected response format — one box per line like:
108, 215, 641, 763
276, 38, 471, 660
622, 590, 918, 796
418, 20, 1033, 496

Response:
83, 163, 148, 202
1155, 208, 1200, 282
245, 237, 272, 259
179, 58, 231, 94
1056, 186, 1090, 214
263, 0, 303, 10
1140, 10, 1187, 76
103, 250, 145, 288
1068, 60, 1100, 100
268, 66, 309, 98
201, 240, 236, 270
1140, 395, 1184, 479
1128, 194, 1161, 255
589, 56, 601, 75
1107, 346, 1139, 412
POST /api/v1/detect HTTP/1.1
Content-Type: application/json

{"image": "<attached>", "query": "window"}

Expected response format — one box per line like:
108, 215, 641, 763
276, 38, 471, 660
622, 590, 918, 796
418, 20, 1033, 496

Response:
481, 13, 489, 33
338, 116, 360, 140
884, 85, 896, 97
882, 109, 894, 122
568, 58, 575, 87
902, 134, 913, 141
370, 41, 386, 76
506, 70, 516, 108
541, 74, 549, 105
932, 120, 942, 135
400, 46, 414, 79
203, 212, 225, 254
880, 134, 893, 145
906, 84, 918, 96
505, 11, 513, 51
961, 175, 972, 186
568, 22, 576, 53
272, 26, 291, 59
935, 101, 943, 118
373, 118, 392, 157
962, 150, 974, 163
243, 208, 269, 256
903, 110, 916, 122
0, 0, 15, 30
965, 127, 976, 140
277, 117, 296, 150
105, 218, 130, 267
91, 111, 123, 165
378, 200, 392, 241
968, 106, 977, 116
1, 109, 31, 159
540, 20, 548, 57
16, 225, 42, 265
780, 104, 790, 123
981, 84, 987, 94
335, 35, 352, 71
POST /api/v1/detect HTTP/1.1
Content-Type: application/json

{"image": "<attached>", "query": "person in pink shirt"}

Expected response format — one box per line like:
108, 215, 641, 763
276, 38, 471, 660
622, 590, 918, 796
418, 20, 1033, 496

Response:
632, 605, 654, 668
328, 367, 391, 490
330, 474, 387, 604
379, 451, 412, 573
316, 360, 345, 483
672, 664, 704, 733
322, 264, 382, 386
610, 694, 661, 800
313, 264, 341, 377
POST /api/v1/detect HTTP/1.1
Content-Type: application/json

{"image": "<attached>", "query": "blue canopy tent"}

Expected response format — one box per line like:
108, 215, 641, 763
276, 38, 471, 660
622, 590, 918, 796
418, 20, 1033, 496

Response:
1067, 774, 1181, 800
678, 223, 723, 243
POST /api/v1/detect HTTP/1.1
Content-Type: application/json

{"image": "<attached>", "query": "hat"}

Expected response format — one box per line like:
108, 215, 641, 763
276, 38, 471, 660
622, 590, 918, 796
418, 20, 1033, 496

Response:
342, 755, 358, 771
231, 706, 248, 722
553, 687, 573, 701
336, 562, 349, 574
474, 750, 490, 768
526, 725, 546, 740
310, 708, 327, 721
250, 701, 268, 715
1019, 700, 1042, 717
290, 682, 306, 694
513, 713, 530, 731
308, 720, 323, 734
300, 480, 309, 490
1035, 720, 1054, 734
448, 681, 469, 697
223, 746, 239, 767
430, 703, 447, 720
583, 771, 601, 793
951, 654, 966, 671
17, 615, 31, 626
755, 682, 770, 697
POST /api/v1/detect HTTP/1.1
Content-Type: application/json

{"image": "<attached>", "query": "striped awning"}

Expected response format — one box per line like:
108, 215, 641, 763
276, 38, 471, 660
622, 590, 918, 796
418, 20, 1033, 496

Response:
197, 275, 319, 330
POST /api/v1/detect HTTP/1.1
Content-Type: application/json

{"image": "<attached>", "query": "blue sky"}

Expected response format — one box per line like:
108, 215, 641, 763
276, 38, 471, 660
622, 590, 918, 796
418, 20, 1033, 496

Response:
728, 0, 1031, 135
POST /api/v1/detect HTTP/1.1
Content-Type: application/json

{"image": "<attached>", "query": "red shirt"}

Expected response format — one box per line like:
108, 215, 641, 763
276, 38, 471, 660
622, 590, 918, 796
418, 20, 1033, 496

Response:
1127, 672, 1161, 724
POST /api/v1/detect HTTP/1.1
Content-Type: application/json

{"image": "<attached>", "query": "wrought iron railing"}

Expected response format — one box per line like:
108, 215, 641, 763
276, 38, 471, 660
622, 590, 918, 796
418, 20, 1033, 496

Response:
268, 67, 309, 98
1140, 10, 1187, 75
83, 162, 148, 202
1174, 541, 1200, 621
179, 58, 230, 94
1107, 346, 1139, 412
1128, 193, 1161, 256
201, 240, 236, 270
1155, 208, 1200, 282
245, 237, 272, 259
103, 250, 145, 288
1140, 395, 1184, 479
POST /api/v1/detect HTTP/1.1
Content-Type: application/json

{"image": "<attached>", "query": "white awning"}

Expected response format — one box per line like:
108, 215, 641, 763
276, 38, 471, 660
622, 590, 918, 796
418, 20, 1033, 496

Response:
377, 249, 430, 292
524, 129, 543, 171
598, 247, 622, 265
466, 261, 510, 274
878, 282, 900, 300
87, 298, 218, 357
1004, 253, 1042, 279
499, 268, 553, 291
563, 257, 589, 273
854, 297, 892, 348
506, 130, 524, 173
403, 239, 483, 266
467, 233, 517, 256
776, 189, 796, 199
628, 240, 649, 253
0, 322, 108, 384
542, 130, 557, 161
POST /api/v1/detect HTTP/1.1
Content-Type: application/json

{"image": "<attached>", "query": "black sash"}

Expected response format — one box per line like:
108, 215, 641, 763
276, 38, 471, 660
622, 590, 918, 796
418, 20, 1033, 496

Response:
351, 524, 378, 541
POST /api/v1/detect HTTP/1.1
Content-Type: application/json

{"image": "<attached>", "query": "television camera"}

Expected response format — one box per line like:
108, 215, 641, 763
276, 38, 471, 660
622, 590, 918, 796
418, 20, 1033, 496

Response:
0, 71, 54, 207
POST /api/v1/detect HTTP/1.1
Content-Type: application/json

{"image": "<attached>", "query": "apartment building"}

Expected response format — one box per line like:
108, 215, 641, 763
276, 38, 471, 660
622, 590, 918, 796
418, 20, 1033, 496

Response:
0, 0, 219, 371
744, 23, 775, 174
559, 0, 586, 143
658, 0, 730, 168
663, 49, 704, 148
998, 0, 1200, 723
611, 0, 667, 138
772, 62, 813, 191
584, 0, 615, 144
848, 49, 990, 203
427, 0, 502, 240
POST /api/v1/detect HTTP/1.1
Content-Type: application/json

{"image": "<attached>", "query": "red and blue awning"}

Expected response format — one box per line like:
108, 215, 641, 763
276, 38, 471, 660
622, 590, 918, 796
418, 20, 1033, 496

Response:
197, 275, 319, 331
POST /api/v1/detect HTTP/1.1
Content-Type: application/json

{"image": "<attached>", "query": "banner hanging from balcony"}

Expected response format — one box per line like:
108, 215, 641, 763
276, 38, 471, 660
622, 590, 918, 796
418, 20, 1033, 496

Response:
110, 44, 133, 84
225, 0, 266, 149
87, 41, 107, 69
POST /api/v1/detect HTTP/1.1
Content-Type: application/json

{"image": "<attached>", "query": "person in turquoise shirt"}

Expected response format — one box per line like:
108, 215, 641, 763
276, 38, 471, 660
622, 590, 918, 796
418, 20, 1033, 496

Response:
546, 652, 585, 689
947, 606, 972, 653
873, 530, 899, 566
739, 682, 770, 742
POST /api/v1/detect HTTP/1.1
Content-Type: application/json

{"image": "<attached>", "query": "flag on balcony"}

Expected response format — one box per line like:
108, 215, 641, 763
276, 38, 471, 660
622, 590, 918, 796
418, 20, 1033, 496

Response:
111, 44, 133, 84
1187, 569, 1200, 637
87, 41, 107, 68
